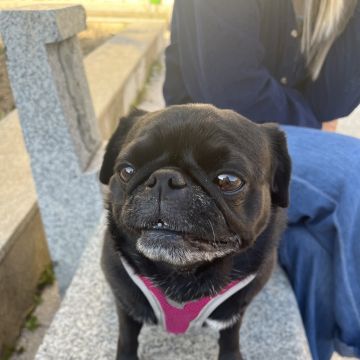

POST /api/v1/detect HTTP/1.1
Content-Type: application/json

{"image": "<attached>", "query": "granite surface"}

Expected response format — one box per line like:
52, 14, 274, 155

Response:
0, 5, 103, 293
35, 219, 311, 360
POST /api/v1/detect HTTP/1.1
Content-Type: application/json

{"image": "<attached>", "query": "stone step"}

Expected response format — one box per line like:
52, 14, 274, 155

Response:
35, 219, 311, 360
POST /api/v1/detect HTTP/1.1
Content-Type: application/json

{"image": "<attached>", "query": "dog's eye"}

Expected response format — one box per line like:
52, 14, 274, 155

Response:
215, 173, 244, 194
118, 165, 135, 182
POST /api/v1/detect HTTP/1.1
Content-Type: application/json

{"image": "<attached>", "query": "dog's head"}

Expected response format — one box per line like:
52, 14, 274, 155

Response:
100, 104, 291, 269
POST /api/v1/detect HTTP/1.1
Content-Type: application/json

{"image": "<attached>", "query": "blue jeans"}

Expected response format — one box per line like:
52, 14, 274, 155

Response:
279, 126, 360, 360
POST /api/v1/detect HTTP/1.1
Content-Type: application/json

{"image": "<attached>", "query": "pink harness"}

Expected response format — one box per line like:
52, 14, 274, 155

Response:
121, 257, 256, 334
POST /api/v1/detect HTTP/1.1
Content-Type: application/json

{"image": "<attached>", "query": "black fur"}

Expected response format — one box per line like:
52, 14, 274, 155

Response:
100, 104, 291, 360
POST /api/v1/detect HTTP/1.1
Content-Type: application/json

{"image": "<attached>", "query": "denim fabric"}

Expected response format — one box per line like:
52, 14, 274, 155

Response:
279, 126, 360, 360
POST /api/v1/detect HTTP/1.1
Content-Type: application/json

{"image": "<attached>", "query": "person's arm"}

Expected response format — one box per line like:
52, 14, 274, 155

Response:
164, 0, 320, 129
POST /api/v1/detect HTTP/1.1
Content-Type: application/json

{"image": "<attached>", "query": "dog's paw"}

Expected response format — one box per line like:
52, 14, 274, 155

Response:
218, 352, 244, 360
116, 352, 139, 360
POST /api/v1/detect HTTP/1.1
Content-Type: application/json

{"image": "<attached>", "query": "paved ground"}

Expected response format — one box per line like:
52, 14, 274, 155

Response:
11, 284, 61, 360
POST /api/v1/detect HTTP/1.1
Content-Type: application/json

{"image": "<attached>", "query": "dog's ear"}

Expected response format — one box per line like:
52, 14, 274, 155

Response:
99, 109, 147, 185
262, 124, 292, 208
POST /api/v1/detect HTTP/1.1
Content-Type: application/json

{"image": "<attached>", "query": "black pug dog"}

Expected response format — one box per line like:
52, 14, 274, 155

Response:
100, 104, 291, 360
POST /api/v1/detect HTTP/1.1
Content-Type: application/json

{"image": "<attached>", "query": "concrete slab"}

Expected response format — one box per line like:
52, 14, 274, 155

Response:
0, 207, 51, 355
0, 111, 37, 260
85, 21, 166, 139
0, 111, 52, 354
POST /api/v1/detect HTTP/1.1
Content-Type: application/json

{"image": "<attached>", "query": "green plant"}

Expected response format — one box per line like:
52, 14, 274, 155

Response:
0, 345, 15, 360
25, 314, 40, 332
37, 263, 55, 290
33, 292, 43, 306
0, 344, 26, 360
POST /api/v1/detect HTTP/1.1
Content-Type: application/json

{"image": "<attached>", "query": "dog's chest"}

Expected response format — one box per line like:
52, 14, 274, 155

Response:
121, 257, 256, 334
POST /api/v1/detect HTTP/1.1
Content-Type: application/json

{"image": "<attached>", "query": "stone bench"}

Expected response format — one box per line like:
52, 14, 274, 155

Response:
35, 220, 311, 360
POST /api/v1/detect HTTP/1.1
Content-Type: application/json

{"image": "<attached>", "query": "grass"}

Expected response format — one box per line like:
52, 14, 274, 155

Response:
25, 263, 56, 324
24, 315, 40, 332
0, 264, 55, 359
0, 345, 24, 360
37, 263, 55, 291
0, 346, 15, 360
22, 264, 55, 334
23, 263, 55, 331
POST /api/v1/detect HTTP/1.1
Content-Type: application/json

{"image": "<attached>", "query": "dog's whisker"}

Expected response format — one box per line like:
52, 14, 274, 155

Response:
207, 219, 216, 246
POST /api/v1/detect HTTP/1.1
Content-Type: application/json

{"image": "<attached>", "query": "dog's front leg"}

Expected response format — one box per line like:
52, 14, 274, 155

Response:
218, 320, 243, 360
116, 303, 142, 360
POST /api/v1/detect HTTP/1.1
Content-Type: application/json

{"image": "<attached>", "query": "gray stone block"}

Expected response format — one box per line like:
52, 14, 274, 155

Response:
0, 5, 103, 293
35, 219, 311, 360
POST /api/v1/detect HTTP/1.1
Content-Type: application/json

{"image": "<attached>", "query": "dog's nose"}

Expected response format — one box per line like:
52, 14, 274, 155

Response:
145, 169, 187, 195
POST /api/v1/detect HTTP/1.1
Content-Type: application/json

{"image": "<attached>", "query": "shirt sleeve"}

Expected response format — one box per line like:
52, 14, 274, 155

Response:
163, 0, 321, 129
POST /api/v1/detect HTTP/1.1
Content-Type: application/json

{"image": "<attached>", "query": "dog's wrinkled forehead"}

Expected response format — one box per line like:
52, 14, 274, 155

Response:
117, 104, 271, 179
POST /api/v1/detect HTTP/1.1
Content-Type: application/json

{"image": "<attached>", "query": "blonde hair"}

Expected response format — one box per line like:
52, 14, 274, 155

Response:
301, 0, 357, 80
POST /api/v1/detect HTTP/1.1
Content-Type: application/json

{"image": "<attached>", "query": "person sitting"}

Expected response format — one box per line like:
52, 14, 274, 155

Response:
163, 1, 360, 359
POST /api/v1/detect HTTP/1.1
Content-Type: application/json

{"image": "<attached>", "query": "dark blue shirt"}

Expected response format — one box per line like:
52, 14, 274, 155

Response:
163, 0, 360, 128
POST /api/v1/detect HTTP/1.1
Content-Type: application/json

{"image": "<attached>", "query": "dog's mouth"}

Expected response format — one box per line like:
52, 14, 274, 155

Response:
135, 219, 241, 267
149, 219, 183, 234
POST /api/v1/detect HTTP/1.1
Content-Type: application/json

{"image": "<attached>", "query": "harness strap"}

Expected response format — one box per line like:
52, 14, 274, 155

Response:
120, 256, 256, 334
